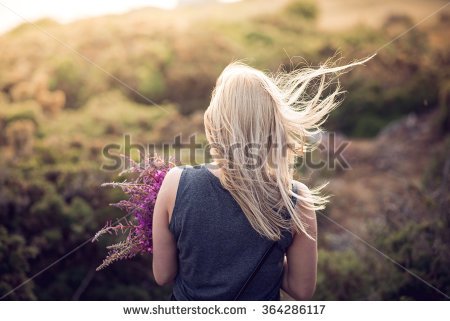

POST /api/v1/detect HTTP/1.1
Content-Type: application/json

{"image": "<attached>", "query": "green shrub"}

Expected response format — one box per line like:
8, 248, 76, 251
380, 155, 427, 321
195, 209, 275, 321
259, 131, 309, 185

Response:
0, 227, 39, 300
5, 119, 36, 157
285, 0, 318, 20
245, 31, 273, 45
134, 64, 167, 104
49, 58, 87, 108
315, 249, 372, 300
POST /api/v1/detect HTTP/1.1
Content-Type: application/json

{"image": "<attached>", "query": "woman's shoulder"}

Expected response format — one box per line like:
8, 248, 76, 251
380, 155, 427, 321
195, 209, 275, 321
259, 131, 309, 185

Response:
164, 166, 184, 184
163, 165, 201, 190
159, 167, 185, 202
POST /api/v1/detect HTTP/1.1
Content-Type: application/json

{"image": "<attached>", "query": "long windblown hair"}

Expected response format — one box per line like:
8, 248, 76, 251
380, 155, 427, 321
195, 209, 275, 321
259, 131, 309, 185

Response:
204, 57, 372, 240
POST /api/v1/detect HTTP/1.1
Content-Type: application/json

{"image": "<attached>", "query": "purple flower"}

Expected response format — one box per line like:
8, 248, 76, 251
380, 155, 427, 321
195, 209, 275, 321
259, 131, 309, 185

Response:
92, 155, 174, 271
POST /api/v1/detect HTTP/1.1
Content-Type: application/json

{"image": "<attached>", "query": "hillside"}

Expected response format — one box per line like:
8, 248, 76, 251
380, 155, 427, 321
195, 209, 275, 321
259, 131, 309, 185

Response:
312, 108, 450, 299
328, 111, 440, 231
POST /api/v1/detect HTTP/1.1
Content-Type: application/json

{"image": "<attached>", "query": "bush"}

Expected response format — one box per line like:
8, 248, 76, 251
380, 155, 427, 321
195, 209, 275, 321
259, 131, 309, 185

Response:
315, 249, 372, 300
0, 227, 39, 300
0, 101, 42, 147
5, 119, 36, 157
285, 0, 318, 20
48, 58, 87, 108
134, 64, 167, 104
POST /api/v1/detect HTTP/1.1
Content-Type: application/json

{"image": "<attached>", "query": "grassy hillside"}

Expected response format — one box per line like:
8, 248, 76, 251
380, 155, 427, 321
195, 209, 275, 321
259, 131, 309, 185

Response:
1, 0, 448, 129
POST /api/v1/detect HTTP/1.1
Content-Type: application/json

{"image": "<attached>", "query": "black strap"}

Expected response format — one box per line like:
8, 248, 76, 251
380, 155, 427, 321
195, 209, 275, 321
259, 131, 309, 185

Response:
233, 242, 276, 300
233, 183, 296, 300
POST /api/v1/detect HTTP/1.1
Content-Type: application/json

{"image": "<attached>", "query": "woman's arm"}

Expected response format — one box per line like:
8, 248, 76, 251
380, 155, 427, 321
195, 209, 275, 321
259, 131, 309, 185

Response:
152, 167, 182, 286
281, 182, 318, 300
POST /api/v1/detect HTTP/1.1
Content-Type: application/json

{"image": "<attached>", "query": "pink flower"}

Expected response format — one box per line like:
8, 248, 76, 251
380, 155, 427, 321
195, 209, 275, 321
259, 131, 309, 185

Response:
93, 155, 174, 271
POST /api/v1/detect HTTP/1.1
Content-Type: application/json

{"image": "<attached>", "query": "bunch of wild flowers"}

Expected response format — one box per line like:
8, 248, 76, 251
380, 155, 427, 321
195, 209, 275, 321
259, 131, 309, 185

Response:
93, 155, 174, 271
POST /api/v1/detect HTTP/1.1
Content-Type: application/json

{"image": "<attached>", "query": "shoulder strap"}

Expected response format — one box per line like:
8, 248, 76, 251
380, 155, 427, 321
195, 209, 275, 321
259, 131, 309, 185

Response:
233, 242, 276, 300
233, 182, 297, 300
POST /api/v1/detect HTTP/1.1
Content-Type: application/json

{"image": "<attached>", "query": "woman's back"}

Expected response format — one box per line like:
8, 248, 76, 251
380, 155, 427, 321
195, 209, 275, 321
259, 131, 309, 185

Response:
151, 59, 370, 300
169, 165, 294, 300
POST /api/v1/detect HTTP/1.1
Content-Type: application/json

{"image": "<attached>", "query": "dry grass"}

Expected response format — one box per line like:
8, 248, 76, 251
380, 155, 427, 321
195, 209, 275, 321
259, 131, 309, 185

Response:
317, 0, 450, 30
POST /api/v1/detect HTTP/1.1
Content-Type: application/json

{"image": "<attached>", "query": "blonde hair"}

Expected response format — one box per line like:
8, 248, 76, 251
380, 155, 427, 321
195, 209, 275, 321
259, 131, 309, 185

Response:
204, 56, 373, 240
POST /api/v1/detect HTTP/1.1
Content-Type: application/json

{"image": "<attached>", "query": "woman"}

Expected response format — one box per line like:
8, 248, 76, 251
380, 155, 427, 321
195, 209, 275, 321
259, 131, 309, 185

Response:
152, 59, 369, 300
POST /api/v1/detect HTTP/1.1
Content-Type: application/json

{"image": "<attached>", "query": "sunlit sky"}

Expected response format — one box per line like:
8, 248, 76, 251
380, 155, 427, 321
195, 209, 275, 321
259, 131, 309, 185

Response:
0, 0, 242, 33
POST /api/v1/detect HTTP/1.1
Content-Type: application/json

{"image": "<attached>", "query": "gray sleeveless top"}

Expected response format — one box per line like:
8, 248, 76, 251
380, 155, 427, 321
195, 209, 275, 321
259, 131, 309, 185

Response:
168, 164, 295, 300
